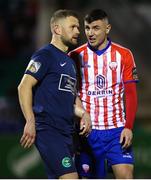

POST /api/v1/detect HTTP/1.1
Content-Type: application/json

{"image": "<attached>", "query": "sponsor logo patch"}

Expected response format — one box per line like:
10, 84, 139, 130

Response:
87, 74, 113, 98
26, 60, 41, 73
58, 74, 76, 95
96, 74, 105, 89
123, 153, 132, 158
62, 157, 72, 168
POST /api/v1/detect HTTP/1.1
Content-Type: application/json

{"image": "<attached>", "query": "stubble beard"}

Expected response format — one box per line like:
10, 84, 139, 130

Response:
61, 36, 78, 50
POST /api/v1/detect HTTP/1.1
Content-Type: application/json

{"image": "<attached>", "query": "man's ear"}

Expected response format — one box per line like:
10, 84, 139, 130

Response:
106, 24, 111, 34
53, 24, 61, 35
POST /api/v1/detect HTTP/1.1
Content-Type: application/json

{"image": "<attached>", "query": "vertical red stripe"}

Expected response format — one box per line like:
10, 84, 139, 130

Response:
111, 49, 118, 128
103, 54, 108, 129
93, 53, 99, 127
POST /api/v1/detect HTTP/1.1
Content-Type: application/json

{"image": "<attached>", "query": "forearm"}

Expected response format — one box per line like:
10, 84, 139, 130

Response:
125, 82, 138, 129
74, 96, 85, 118
18, 83, 35, 123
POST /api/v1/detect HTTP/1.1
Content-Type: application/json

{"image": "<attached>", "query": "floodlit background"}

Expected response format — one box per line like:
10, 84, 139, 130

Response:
0, 0, 151, 178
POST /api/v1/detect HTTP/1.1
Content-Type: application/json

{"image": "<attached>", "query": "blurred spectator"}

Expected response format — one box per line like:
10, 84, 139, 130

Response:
0, 0, 39, 58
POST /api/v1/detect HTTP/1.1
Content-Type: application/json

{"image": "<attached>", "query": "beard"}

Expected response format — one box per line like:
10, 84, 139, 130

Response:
61, 36, 79, 51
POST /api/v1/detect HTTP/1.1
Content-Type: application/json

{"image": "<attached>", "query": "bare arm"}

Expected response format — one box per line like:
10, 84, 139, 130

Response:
18, 74, 38, 148
74, 96, 92, 136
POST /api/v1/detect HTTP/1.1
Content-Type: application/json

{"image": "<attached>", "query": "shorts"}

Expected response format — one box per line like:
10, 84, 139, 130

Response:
35, 127, 76, 179
75, 135, 106, 178
77, 127, 134, 178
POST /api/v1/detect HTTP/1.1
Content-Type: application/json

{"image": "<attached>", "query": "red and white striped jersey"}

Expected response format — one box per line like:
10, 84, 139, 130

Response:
70, 40, 138, 130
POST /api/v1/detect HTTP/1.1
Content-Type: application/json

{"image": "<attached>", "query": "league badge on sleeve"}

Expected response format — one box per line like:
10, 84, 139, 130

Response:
132, 67, 138, 81
26, 59, 41, 73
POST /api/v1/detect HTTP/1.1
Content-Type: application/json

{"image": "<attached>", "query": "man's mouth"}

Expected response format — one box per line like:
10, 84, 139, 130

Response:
89, 37, 96, 43
72, 36, 78, 40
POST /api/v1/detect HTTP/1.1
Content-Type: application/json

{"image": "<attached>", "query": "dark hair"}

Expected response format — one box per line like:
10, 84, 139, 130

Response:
84, 9, 109, 23
50, 9, 79, 24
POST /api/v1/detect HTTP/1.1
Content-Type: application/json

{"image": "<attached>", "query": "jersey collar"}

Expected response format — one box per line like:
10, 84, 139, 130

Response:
87, 38, 111, 56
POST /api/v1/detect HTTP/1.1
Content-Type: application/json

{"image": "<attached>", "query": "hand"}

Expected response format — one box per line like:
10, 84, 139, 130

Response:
20, 121, 36, 148
120, 128, 133, 149
79, 111, 92, 136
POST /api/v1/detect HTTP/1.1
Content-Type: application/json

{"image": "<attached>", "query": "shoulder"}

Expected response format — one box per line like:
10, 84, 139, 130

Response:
68, 44, 87, 61
111, 42, 133, 56
31, 44, 55, 63
69, 44, 87, 55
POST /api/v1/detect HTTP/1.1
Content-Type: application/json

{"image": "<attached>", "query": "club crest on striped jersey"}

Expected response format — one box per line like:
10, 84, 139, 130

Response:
109, 61, 117, 71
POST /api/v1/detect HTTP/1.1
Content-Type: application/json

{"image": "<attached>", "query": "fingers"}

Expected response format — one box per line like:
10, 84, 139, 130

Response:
20, 133, 35, 148
79, 119, 92, 136
122, 136, 132, 149
120, 134, 132, 149
120, 132, 124, 144
79, 125, 91, 136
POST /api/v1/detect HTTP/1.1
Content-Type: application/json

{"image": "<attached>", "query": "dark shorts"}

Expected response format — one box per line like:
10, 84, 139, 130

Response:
35, 127, 76, 179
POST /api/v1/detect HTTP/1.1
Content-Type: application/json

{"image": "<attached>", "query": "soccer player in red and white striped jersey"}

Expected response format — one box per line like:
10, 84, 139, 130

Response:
69, 9, 138, 179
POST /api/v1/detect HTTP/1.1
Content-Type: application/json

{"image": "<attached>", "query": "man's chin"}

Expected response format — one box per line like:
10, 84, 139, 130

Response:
89, 41, 100, 48
89, 42, 97, 47
68, 42, 78, 51
68, 40, 78, 48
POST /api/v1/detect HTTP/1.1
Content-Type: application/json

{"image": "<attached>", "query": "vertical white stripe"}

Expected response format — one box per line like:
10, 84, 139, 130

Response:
105, 50, 114, 127
87, 48, 96, 124
95, 54, 104, 127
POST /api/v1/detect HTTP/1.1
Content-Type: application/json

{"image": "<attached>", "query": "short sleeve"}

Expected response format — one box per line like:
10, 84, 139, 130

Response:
25, 53, 49, 81
122, 50, 139, 83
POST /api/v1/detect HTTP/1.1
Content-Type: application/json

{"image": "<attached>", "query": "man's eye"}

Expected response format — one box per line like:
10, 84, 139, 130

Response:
85, 27, 89, 30
94, 27, 100, 30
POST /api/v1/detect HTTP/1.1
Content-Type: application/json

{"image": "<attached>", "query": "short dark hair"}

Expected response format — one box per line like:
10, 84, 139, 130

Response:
84, 9, 109, 24
51, 9, 79, 25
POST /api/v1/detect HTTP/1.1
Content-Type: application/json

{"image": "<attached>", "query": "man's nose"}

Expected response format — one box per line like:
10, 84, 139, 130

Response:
76, 28, 80, 34
88, 29, 93, 36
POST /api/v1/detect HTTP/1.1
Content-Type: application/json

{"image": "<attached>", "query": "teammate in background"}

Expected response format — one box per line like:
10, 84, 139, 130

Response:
18, 9, 91, 179
69, 9, 138, 179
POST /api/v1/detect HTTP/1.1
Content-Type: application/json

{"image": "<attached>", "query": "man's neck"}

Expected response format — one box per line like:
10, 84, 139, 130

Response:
98, 38, 108, 50
51, 38, 68, 53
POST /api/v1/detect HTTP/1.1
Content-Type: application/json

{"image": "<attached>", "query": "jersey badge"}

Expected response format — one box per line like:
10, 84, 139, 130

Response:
82, 164, 90, 173
96, 74, 105, 89
132, 67, 138, 81
26, 60, 41, 73
109, 61, 118, 71
62, 157, 72, 168
60, 62, 67, 67
58, 74, 77, 95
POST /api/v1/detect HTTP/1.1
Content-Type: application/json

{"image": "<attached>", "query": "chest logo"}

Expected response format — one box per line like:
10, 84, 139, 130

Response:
109, 61, 118, 71
60, 62, 67, 67
96, 74, 105, 89
58, 74, 77, 95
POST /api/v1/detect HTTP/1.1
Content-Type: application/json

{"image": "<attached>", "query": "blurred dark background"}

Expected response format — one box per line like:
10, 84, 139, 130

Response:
0, 0, 151, 178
